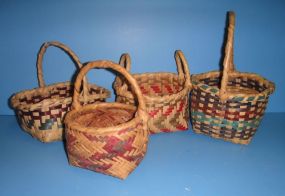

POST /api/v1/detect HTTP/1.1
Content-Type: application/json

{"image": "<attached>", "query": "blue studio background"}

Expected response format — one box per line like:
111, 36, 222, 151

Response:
1, 1, 285, 196
0, 0, 284, 114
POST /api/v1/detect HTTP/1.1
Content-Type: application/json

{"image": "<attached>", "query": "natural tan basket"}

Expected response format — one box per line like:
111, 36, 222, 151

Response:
10, 41, 110, 143
64, 60, 149, 179
190, 12, 275, 144
114, 51, 192, 134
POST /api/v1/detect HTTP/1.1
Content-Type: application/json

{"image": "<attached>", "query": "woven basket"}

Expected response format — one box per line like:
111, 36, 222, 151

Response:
114, 51, 192, 134
10, 41, 110, 143
64, 60, 149, 179
190, 12, 275, 144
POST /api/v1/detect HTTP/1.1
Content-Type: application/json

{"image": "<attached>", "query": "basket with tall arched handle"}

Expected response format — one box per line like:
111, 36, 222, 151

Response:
64, 60, 149, 179
10, 41, 110, 142
190, 11, 275, 144
114, 50, 192, 133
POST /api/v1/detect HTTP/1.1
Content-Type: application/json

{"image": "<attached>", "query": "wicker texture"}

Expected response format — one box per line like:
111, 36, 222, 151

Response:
114, 51, 192, 133
10, 41, 110, 142
190, 12, 275, 144
64, 60, 149, 179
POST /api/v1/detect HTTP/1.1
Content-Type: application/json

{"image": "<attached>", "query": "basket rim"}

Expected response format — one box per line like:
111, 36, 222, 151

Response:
64, 102, 146, 135
10, 81, 110, 111
191, 70, 275, 101
114, 72, 191, 102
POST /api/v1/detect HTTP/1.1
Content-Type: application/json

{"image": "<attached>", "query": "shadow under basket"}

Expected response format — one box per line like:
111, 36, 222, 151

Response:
191, 72, 275, 145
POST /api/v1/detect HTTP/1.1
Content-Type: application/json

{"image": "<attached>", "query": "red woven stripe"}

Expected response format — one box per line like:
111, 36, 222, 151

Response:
164, 84, 174, 94
151, 85, 161, 94
163, 106, 174, 116
103, 136, 135, 156
191, 90, 267, 121
140, 86, 148, 94
149, 109, 160, 117
177, 99, 186, 112
176, 124, 188, 130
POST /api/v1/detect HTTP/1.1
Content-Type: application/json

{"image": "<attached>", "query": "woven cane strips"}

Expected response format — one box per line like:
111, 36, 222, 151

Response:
10, 41, 110, 143
190, 12, 275, 144
65, 61, 148, 179
114, 50, 192, 133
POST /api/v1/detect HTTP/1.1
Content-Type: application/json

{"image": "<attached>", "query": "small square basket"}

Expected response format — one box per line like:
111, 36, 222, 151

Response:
64, 60, 149, 179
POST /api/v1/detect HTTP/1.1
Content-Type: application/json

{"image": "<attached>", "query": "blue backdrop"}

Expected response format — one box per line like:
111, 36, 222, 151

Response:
1, 0, 284, 114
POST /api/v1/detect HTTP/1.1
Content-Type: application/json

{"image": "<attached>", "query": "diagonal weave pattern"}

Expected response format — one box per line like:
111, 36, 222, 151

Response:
66, 107, 147, 179
116, 73, 189, 133
64, 60, 149, 179
114, 51, 192, 134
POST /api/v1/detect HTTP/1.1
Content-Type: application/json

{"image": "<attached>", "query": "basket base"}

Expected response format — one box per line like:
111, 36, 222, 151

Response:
21, 127, 63, 143
67, 154, 141, 180
150, 127, 188, 134
193, 128, 252, 145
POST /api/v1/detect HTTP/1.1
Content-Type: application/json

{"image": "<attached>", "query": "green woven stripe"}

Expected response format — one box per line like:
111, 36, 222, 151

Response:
39, 119, 62, 130
210, 88, 218, 93
27, 119, 34, 129
192, 81, 269, 102
201, 85, 208, 90
191, 111, 261, 130
247, 96, 255, 101
232, 96, 244, 102
25, 119, 62, 130
258, 95, 265, 100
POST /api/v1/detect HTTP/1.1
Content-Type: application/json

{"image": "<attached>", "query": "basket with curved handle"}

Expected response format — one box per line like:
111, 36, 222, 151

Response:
10, 41, 110, 143
65, 60, 149, 179
72, 60, 147, 123
115, 50, 192, 90
175, 50, 192, 89
190, 11, 275, 144
220, 11, 236, 101
37, 41, 89, 100
114, 50, 192, 133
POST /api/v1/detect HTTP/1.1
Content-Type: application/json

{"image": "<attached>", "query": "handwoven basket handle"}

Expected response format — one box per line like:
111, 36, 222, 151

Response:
175, 50, 192, 89
228, 11, 235, 72
220, 11, 235, 101
119, 53, 131, 71
36, 41, 89, 97
114, 53, 132, 86
72, 60, 147, 116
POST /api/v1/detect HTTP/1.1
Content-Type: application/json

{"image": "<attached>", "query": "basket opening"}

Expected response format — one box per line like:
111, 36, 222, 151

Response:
18, 85, 105, 105
73, 108, 136, 128
123, 74, 185, 97
200, 76, 268, 95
